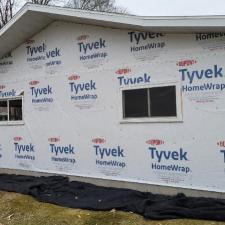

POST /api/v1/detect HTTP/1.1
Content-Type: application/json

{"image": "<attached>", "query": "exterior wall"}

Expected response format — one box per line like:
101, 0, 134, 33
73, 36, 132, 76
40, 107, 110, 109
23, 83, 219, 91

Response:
0, 21, 225, 194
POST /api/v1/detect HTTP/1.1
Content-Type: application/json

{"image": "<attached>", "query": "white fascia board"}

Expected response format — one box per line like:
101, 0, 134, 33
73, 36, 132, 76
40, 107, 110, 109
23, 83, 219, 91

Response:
25, 3, 225, 29
0, 4, 29, 37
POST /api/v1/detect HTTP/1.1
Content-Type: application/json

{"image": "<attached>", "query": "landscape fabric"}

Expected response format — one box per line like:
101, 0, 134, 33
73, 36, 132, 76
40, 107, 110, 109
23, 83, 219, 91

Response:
0, 174, 224, 221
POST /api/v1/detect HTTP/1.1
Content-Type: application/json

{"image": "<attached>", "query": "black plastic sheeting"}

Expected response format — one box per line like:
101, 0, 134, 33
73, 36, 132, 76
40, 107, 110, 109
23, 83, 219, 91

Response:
0, 174, 225, 221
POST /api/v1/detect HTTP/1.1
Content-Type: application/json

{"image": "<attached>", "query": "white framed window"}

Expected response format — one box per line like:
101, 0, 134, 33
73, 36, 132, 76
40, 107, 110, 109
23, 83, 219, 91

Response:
120, 82, 182, 123
0, 97, 24, 125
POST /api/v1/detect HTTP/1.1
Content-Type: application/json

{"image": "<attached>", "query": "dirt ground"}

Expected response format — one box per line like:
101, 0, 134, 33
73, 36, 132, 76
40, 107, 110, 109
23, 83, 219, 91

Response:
0, 191, 224, 225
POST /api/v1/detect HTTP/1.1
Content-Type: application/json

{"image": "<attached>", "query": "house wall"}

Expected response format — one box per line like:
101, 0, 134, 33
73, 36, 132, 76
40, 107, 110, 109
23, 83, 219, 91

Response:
0, 21, 225, 194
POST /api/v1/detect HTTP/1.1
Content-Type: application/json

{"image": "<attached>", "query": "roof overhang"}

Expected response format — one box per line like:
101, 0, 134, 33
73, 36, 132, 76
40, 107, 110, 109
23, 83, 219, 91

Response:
1, 3, 225, 58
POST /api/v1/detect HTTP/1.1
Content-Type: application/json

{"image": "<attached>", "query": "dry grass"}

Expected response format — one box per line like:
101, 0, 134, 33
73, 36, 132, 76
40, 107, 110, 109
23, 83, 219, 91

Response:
0, 191, 224, 225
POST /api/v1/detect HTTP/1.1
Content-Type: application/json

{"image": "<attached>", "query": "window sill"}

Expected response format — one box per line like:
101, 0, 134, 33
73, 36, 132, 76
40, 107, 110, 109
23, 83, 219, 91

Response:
120, 117, 183, 124
0, 121, 25, 126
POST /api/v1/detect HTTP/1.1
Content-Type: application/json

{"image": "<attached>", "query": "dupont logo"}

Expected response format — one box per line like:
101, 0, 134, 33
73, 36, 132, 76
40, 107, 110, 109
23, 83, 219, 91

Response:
77, 35, 89, 41
218, 141, 225, 148
0, 85, 6, 90
68, 75, 80, 81
14, 137, 23, 142
29, 81, 39, 86
176, 59, 197, 67
48, 137, 60, 143
92, 138, 106, 144
25, 39, 35, 45
116, 68, 131, 75
146, 139, 165, 146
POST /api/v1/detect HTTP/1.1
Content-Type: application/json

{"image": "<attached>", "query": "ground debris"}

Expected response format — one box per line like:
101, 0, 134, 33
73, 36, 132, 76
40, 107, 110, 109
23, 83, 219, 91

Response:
110, 209, 116, 213
0, 191, 224, 225
6, 214, 13, 221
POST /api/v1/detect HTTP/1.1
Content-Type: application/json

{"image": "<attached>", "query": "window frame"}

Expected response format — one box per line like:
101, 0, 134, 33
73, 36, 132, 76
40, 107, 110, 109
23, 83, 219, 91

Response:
119, 81, 183, 123
0, 96, 24, 126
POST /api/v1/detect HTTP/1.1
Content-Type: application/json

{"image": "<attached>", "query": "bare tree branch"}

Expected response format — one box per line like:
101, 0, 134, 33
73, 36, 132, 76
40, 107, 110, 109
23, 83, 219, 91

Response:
0, 0, 14, 29
66, 0, 128, 14
0, 0, 127, 29
28, 0, 53, 5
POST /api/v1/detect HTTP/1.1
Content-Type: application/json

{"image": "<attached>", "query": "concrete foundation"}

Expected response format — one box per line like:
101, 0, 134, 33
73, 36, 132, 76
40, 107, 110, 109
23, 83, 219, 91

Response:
0, 169, 224, 200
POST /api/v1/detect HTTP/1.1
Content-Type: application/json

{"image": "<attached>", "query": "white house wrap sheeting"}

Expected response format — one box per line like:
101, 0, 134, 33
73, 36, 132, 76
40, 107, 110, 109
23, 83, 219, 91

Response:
0, 5, 225, 193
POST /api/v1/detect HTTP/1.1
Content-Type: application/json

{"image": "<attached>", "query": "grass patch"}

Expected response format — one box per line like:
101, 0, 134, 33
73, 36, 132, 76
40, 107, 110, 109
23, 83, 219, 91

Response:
0, 191, 224, 225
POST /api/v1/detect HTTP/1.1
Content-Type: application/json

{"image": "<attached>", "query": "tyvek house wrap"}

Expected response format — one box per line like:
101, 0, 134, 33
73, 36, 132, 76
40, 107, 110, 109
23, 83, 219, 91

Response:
0, 21, 225, 192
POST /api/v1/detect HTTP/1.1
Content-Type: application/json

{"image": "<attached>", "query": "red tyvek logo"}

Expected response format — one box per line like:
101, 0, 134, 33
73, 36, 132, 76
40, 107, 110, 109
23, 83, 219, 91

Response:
14, 137, 23, 142
176, 60, 197, 67
92, 138, 106, 144
0, 85, 6, 90
48, 137, 60, 143
68, 75, 80, 81
25, 39, 35, 44
116, 68, 131, 75
77, 35, 89, 41
29, 81, 39, 86
146, 139, 165, 146
218, 141, 225, 148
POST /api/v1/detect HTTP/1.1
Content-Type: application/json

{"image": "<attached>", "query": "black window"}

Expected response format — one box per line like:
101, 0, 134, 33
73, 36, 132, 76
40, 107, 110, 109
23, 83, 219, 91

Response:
0, 100, 8, 121
150, 86, 177, 117
123, 86, 177, 119
9, 99, 23, 121
123, 89, 148, 118
0, 98, 23, 122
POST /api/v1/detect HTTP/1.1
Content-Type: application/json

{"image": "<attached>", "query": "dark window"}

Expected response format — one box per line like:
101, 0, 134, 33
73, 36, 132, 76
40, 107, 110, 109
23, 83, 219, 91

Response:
9, 99, 23, 121
0, 101, 8, 121
150, 86, 177, 117
0, 98, 23, 123
123, 89, 148, 118
123, 85, 177, 119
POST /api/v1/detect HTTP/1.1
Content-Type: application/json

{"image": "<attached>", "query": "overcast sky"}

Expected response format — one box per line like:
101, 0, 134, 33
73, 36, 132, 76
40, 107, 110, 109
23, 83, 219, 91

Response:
18, 0, 225, 16
116, 0, 225, 16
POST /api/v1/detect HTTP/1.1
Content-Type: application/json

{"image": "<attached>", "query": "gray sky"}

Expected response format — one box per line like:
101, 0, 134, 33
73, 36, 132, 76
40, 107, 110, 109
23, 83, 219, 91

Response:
116, 0, 225, 16
17, 0, 225, 16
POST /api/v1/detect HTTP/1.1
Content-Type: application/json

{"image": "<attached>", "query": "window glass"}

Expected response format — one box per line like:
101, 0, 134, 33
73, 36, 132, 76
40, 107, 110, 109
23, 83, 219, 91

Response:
0, 101, 8, 121
150, 86, 177, 117
123, 89, 148, 118
122, 85, 177, 120
9, 99, 23, 121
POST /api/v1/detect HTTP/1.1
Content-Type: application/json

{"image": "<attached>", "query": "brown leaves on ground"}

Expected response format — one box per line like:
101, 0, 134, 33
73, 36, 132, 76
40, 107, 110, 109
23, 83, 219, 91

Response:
0, 191, 224, 225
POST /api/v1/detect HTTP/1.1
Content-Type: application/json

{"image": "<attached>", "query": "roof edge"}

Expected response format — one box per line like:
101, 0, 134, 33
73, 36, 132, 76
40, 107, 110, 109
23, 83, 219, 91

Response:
0, 3, 29, 36
2, 2, 225, 38
2, 4, 225, 59
24, 3, 225, 20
